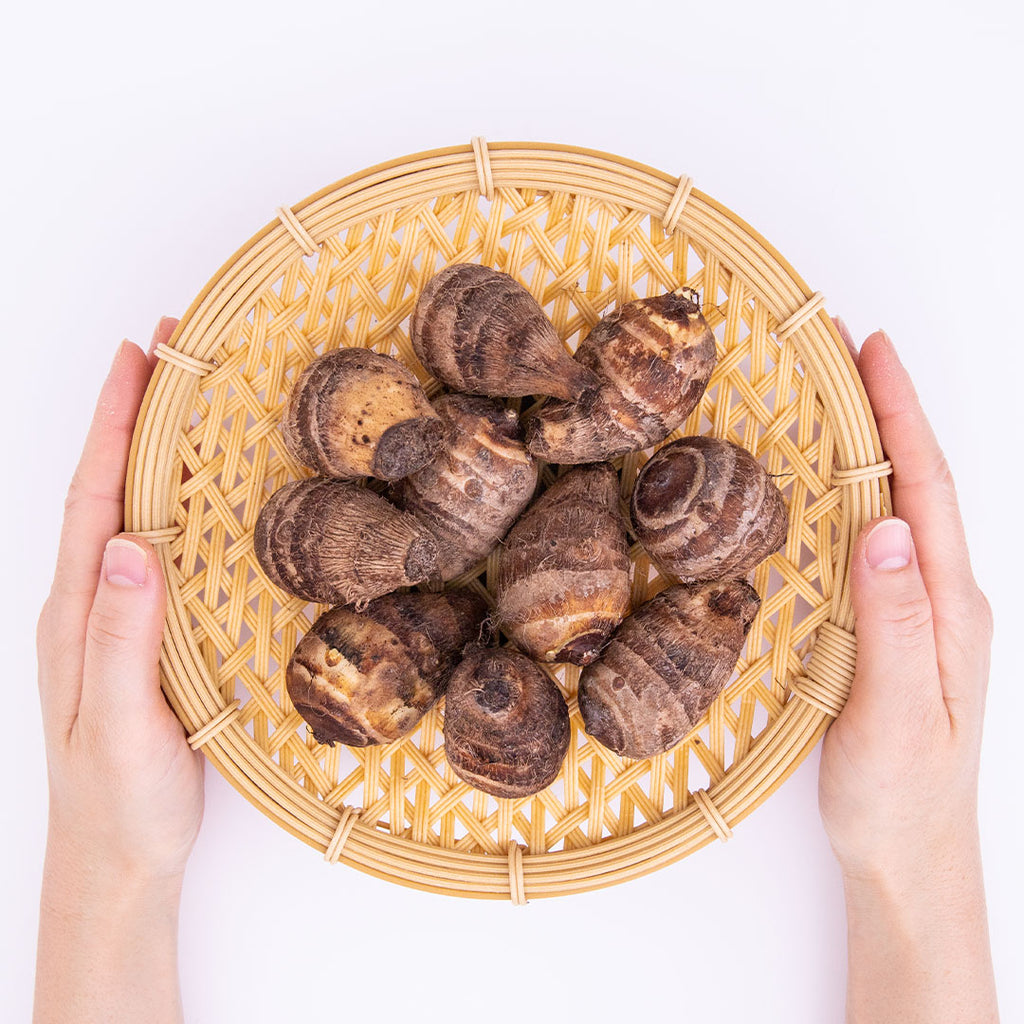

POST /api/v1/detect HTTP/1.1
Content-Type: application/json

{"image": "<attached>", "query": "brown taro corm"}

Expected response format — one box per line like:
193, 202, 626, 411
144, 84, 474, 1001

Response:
495, 463, 631, 667
286, 590, 487, 747
525, 288, 717, 464
281, 347, 445, 481
389, 393, 538, 581
443, 646, 570, 798
630, 435, 789, 584
411, 263, 599, 400
578, 580, 761, 759
253, 477, 438, 607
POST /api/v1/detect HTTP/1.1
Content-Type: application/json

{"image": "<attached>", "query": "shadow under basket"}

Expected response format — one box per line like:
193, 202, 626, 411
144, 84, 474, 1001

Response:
126, 140, 891, 901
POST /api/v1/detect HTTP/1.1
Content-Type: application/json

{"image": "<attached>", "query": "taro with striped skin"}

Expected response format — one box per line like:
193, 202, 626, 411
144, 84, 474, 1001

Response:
443, 646, 570, 798
524, 288, 717, 464
494, 463, 631, 666
388, 393, 538, 581
578, 580, 761, 759
630, 435, 789, 584
286, 590, 487, 747
411, 263, 600, 400
281, 347, 444, 481
253, 477, 438, 607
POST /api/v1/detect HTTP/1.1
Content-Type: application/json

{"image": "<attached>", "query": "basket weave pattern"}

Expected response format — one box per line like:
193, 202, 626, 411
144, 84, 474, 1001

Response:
128, 143, 889, 899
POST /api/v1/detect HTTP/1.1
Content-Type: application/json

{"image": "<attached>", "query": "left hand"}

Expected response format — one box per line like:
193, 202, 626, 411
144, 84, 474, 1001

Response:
36, 317, 204, 889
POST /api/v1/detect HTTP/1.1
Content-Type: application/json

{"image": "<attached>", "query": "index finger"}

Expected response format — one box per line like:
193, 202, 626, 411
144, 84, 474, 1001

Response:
856, 332, 989, 692
38, 319, 176, 739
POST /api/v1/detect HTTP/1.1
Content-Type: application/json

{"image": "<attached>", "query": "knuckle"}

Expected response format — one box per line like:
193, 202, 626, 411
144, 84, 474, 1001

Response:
35, 598, 53, 652
86, 610, 134, 657
932, 453, 957, 494
882, 592, 934, 644
972, 587, 994, 639
62, 471, 89, 517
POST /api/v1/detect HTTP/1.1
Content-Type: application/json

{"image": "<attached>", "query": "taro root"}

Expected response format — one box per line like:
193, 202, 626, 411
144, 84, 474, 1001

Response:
389, 393, 539, 581
494, 463, 631, 666
281, 347, 444, 481
578, 580, 761, 759
524, 288, 717, 463
443, 646, 570, 797
287, 590, 487, 746
253, 477, 438, 606
630, 435, 789, 583
410, 263, 599, 400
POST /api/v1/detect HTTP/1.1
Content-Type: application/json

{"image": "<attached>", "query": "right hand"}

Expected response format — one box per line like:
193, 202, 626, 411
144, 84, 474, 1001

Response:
818, 327, 993, 884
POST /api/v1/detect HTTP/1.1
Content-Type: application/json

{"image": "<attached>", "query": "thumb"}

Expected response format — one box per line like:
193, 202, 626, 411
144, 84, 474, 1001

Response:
845, 517, 942, 724
79, 535, 169, 726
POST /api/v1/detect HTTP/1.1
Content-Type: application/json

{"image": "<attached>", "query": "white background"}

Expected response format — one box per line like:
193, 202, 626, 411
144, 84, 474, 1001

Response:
2, 1, 1021, 1021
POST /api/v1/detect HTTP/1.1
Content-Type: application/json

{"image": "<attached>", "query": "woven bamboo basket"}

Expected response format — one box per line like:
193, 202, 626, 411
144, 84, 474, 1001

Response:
126, 140, 891, 901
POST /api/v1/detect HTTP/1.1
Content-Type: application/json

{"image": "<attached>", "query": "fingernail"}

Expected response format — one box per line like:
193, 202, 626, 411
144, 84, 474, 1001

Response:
109, 339, 131, 371
832, 316, 857, 358
865, 518, 911, 571
104, 538, 149, 587
151, 316, 177, 346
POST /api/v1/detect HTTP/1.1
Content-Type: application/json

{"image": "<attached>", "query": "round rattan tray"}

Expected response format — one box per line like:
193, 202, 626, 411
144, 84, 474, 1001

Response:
127, 140, 890, 901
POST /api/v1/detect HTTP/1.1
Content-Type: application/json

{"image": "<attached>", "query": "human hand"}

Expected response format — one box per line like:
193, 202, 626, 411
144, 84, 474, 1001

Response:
34, 318, 202, 1023
36, 317, 204, 888
818, 323, 997, 1022
818, 325, 992, 880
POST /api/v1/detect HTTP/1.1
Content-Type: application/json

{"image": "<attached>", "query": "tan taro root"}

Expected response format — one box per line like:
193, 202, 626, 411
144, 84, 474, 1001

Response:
630, 435, 789, 583
578, 580, 761, 759
388, 394, 538, 581
410, 263, 600, 400
253, 477, 438, 606
281, 347, 444, 481
443, 646, 570, 798
286, 590, 487, 746
495, 463, 631, 666
525, 288, 717, 463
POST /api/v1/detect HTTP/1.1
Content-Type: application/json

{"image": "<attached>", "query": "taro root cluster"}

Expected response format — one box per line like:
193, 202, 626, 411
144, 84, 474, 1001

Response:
253, 263, 789, 799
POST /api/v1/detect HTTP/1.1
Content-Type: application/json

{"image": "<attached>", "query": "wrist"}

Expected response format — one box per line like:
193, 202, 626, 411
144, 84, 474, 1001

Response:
838, 823, 983, 898
841, 832, 987, 943
42, 820, 185, 922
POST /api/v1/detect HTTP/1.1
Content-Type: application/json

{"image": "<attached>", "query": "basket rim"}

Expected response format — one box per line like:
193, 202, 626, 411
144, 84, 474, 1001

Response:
127, 139, 889, 899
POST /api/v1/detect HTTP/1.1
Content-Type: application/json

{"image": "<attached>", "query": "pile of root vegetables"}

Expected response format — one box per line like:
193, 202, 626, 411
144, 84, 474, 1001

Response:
255, 265, 788, 798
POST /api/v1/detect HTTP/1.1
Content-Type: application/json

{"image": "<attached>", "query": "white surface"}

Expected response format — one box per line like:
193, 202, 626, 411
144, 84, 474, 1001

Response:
2, 1, 1021, 1020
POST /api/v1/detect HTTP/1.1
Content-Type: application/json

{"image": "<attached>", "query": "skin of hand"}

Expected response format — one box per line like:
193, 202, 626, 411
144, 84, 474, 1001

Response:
34, 317, 202, 1024
819, 321, 998, 1023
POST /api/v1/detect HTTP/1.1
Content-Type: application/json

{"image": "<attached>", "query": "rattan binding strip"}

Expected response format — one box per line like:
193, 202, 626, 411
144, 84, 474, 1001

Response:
508, 845, 527, 905
187, 700, 242, 751
471, 136, 494, 201
154, 343, 217, 376
134, 526, 182, 544
276, 205, 319, 256
775, 292, 827, 340
325, 806, 361, 864
789, 623, 858, 717
663, 174, 694, 234
833, 461, 893, 486
692, 788, 733, 842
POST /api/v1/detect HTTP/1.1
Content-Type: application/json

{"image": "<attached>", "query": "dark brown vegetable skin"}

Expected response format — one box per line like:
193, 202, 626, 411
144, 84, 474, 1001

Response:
443, 646, 570, 798
630, 435, 789, 583
495, 463, 631, 666
524, 288, 717, 463
389, 394, 538, 581
253, 477, 438, 606
281, 347, 444, 481
287, 590, 487, 746
410, 264, 599, 400
578, 581, 760, 759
